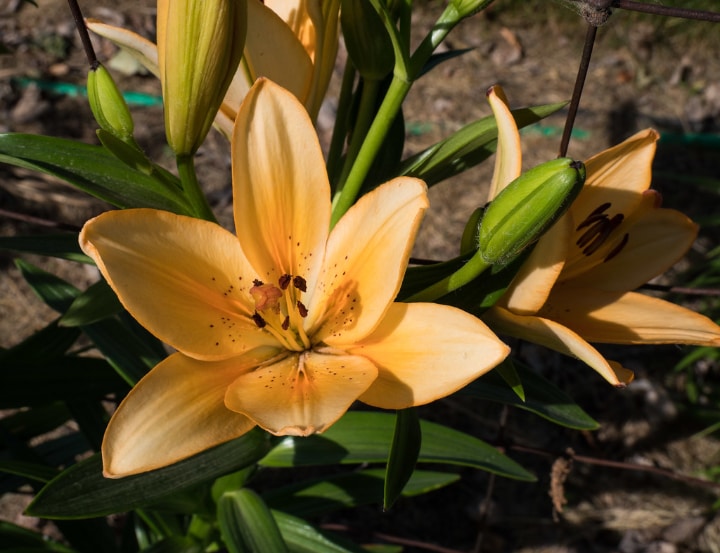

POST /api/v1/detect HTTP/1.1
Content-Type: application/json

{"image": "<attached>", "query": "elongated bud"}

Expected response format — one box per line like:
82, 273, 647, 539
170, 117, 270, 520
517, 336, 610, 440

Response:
158, 0, 247, 155
478, 157, 585, 265
341, 0, 394, 80
87, 63, 134, 142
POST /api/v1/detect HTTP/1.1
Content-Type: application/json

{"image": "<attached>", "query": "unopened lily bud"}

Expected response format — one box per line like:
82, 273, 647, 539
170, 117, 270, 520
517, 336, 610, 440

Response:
87, 63, 134, 142
158, 0, 247, 155
478, 157, 585, 265
341, 0, 394, 80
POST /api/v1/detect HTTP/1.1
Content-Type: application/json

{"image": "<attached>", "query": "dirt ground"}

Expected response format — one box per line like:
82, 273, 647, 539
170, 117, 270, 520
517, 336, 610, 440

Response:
2, 1, 720, 552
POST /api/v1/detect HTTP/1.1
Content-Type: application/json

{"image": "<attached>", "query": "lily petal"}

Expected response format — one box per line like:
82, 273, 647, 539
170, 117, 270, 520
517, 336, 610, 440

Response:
487, 85, 522, 199
103, 351, 265, 477
86, 19, 160, 77
232, 79, 329, 289
80, 209, 278, 360
569, 129, 658, 222
354, 303, 510, 409
541, 288, 720, 346
563, 198, 698, 291
310, 178, 428, 345
484, 306, 634, 385
225, 351, 378, 435
502, 216, 571, 314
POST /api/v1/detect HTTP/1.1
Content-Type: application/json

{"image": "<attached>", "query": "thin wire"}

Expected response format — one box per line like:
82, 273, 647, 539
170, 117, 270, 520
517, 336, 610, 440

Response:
614, 0, 720, 23
66, 0, 98, 68
558, 23, 598, 158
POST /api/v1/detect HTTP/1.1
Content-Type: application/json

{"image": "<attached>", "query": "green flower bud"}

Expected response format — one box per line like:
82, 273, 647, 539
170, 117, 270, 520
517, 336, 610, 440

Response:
87, 63, 134, 142
341, 0, 394, 80
478, 157, 585, 265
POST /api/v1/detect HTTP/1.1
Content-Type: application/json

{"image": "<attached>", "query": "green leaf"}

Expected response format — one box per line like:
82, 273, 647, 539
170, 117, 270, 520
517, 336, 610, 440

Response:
0, 319, 79, 364
27, 429, 271, 519
218, 489, 289, 553
463, 363, 599, 430
0, 356, 128, 407
0, 460, 59, 483
0, 233, 90, 263
59, 279, 123, 327
495, 359, 525, 402
260, 411, 534, 481
264, 469, 458, 518
0, 133, 191, 213
0, 521, 76, 553
399, 103, 567, 186
272, 511, 368, 553
384, 408, 421, 510
16, 258, 79, 313
138, 536, 203, 553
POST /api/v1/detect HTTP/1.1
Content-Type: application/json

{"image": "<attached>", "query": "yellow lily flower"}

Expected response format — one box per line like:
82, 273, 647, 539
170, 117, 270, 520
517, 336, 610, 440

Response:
80, 79, 509, 477
481, 86, 720, 386
86, 0, 338, 139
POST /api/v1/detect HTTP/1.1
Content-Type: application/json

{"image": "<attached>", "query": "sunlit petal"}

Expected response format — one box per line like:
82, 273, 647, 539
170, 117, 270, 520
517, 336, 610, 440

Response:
569, 129, 657, 222
225, 351, 378, 435
487, 85, 522, 199
541, 288, 720, 346
243, 0, 313, 104
310, 178, 428, 344
102, 351, 269, 477
502, 216, 571, 314
484, 306, 634, 385
80, 209, 278, 360
232, 79, 329, 290
86, 19, 160, 77
353, 303, 509, 409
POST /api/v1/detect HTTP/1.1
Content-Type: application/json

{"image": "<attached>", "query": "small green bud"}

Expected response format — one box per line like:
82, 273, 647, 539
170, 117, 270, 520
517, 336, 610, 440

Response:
87, 63, 135, 142
478, 157, 585, 265
341, 0, 394, 81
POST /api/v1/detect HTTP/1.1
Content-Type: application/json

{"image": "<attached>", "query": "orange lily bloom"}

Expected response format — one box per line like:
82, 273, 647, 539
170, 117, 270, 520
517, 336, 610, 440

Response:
482, 86, 720, 386
80, 79, 509, 477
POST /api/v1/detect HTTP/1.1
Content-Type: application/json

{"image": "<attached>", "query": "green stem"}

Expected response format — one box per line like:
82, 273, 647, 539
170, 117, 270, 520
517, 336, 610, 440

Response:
330, 74, 411, 226
404, 252, 491, 302
335, 78, 381, 191
176, 154, 216, 222
326, 61, 357, 188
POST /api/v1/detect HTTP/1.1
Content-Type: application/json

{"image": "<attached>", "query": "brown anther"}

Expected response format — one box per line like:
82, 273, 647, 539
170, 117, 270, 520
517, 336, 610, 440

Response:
576, 202, 611, 230
253, 279, 263, 286
293, 276, 307, 292
278, 274, 292, 290
604, 233, 629, 262
281, 316, 290, 330
297, 301, 308, 317
576, 213, 624, 256
251, 312, 267, 328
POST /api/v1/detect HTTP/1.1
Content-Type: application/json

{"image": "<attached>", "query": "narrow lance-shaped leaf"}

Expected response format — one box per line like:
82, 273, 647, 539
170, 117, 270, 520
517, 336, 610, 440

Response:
218, 489, 289, 553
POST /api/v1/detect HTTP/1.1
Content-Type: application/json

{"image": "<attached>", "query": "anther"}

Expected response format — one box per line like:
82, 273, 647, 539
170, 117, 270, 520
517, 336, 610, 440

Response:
604, 233, 629, 262
252, 312, 267, 328
297, 301, 308, 317
253, 279, 263, 286
281, 316, 290, 330
577, 202, 611, 230
293, 276, 307, 292
278, 274, 292, 290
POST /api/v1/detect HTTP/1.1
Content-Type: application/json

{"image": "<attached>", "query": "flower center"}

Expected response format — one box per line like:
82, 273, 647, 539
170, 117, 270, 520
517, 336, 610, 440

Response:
575, 202, 629, 262
249, 274, 311, 352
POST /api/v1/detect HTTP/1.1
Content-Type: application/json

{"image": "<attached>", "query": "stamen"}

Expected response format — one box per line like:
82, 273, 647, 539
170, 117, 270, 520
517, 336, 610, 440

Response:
281, 316, 290, 330
297, 301, 308, 317
576, 211, 625, 256
278, 274, 292, 290
293, 276, 307, 292
604, 233, 629, 262
252, 312, 266, 328
576, 202, 611, 230
253, 279, 263, 286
